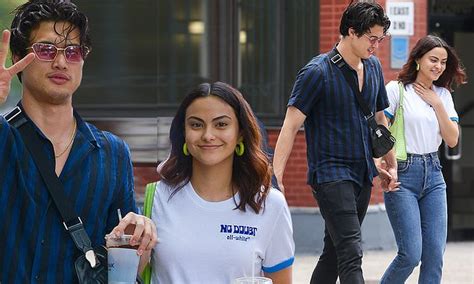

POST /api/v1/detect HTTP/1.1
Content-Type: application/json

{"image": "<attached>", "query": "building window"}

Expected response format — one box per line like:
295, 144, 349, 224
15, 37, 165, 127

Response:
74, 0, 318, 125
238, 0, 319, 125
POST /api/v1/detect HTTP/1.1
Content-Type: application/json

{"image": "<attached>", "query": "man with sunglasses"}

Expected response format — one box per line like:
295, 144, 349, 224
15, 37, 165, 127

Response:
0, 1, 157, 283
274, 2, 397, 284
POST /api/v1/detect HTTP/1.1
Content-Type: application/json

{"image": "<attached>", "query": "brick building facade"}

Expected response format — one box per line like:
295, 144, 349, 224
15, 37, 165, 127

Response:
133, 0, 429, 207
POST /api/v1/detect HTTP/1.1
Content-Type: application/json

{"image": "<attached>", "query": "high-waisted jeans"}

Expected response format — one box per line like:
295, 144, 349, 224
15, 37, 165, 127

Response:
381, 152, 447, 284
311, 180, 371, 284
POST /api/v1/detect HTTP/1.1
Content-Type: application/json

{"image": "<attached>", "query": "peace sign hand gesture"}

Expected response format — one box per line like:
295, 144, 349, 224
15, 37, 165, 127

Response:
0, 30, 35, 105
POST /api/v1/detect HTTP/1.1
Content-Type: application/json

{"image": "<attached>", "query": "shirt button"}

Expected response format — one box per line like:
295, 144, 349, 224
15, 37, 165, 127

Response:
35, 275, 39, 280
41, 239, 45, 245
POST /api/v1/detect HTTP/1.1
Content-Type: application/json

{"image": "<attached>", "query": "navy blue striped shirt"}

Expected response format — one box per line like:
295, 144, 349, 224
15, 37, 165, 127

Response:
0, 105, 137, 283
288, 48, 389, 187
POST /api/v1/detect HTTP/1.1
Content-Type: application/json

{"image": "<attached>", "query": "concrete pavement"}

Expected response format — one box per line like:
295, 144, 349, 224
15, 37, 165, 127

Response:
293, 241, 474, 283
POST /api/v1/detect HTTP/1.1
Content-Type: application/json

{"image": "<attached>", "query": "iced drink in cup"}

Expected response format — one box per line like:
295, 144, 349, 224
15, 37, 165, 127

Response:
234, 276, 273, 284
106, 234, 140, 284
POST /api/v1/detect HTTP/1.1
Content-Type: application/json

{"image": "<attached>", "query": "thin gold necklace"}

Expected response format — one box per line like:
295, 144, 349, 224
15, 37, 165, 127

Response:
55, 119, 77, 158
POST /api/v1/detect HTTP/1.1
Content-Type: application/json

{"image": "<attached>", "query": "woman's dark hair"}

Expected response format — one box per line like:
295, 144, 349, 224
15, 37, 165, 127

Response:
398, 35, 467, 90
339, 1, 391, 36
159, 82, 272, 214
10, 0, 91, 61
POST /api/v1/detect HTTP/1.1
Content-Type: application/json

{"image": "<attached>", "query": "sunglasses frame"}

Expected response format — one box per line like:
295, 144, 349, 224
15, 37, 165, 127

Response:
363, 33, 390, 45
27, 42, 90, 63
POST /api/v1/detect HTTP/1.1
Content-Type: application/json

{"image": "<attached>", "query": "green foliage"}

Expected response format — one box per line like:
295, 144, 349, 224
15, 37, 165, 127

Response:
0, 0, 26, 113
0, 0, 26, 31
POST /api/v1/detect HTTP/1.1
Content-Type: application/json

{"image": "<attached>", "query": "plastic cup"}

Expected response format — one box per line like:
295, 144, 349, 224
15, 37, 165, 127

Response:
234, 276, 273, 284
105, 234, 139, 284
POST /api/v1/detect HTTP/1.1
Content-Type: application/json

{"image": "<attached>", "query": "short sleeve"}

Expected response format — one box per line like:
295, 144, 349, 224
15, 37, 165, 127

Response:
288, 60, 325, 116
384, 81, 400, 120
0, 116, 20, 171
440, 88, 459, 122
374, 58, 389, 112
261, 193, 295, 273
106, 136, 138, 232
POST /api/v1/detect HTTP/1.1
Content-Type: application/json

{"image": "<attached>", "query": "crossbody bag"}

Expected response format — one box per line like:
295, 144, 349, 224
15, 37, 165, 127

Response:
141, 182, 157, 284
328, 49, 395, 158
5, 106, 108, 283
389, 82, 407, 161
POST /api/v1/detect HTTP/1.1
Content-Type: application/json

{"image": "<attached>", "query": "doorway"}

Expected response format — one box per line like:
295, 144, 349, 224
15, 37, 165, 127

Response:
429, 1, 474, 240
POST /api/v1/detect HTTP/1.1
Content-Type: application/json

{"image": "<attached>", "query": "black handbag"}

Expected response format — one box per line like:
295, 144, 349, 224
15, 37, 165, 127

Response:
6, 107, 107, 283
74, 245, 108, 284
370, 123, 396, 158
328, 49, 395, 158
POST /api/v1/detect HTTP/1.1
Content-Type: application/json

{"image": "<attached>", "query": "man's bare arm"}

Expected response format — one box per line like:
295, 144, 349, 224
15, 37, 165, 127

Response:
273, 106, 306, 193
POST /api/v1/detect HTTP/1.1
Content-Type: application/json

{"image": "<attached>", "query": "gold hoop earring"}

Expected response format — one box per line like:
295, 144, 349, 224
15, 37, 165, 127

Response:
235, 141, 244, 156
416, 62, 420, 71
183, 143, 190, 156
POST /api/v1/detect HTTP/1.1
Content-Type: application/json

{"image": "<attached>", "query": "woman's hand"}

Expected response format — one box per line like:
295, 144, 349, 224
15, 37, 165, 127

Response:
109, 212, 158, 256
413, 82, 442, 108
375, 157, 400, 192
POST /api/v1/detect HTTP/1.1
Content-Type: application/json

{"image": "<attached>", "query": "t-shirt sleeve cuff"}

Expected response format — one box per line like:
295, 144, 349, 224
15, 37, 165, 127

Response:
262, 257, 295, 273
384, 110, 394, 119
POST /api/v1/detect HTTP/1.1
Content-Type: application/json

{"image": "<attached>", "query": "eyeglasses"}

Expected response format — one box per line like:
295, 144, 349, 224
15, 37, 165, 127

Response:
363, 33, 390, 45
27, 43, 90, 63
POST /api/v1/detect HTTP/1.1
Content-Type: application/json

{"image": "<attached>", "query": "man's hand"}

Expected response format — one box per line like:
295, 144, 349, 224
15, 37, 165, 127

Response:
0, 30, 35, 104
109, 212, 158, 256
375, 157, 400, 192
383, 166, 400, 192
273, 107, 307, 197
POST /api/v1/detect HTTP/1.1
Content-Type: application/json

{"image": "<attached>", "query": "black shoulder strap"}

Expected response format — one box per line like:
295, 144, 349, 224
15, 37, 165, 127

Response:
6, 107, 98, 267
327, 49, 379, 131
4, 106, 27, 128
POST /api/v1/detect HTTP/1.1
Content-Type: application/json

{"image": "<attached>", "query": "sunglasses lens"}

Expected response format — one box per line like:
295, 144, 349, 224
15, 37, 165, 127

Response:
31, 43, 84, 62
65, 46, 83, 62
33, 43, 57, 61
371, 37, 384, 45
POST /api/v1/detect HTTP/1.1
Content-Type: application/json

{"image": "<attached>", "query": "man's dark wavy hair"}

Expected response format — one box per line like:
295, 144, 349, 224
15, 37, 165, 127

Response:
10, 0, 91, 68
339, 1, 391, 37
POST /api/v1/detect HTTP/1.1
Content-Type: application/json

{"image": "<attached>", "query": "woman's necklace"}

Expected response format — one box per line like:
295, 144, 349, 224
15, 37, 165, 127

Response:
55, 119, 77, 158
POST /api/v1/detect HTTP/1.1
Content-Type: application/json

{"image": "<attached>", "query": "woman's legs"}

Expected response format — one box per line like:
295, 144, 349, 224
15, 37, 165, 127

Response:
381, 158, 424, 284
418, 159, 447, 284
381, 154, 447, 284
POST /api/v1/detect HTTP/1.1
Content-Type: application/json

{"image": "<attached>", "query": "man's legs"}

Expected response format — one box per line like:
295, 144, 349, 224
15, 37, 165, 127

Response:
310, 180, 371, 284
310, 226, 338, 283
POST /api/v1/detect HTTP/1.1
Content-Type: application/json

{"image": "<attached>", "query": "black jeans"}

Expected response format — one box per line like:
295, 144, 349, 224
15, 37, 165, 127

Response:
310, 180, 371, 284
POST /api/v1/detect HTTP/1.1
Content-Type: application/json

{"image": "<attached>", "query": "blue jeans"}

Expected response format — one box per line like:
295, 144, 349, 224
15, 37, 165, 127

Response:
381, 153, 447, 284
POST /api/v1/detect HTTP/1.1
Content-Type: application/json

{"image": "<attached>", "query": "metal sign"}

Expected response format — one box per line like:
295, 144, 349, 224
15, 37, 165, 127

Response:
387, 2, 414, 36
391, 36, 409, 69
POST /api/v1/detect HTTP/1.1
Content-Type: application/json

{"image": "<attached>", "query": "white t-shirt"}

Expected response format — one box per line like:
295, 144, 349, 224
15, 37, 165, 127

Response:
384, 81, 458, 154
150, 181, 295, 284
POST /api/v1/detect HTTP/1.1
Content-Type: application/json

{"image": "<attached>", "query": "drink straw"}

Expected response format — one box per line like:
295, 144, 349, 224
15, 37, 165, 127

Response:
117, 208, 123, 222
117, 209, 124, 239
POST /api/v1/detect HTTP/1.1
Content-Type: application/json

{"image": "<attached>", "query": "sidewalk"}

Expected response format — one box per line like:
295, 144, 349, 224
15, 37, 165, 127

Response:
293, 241, 474, 283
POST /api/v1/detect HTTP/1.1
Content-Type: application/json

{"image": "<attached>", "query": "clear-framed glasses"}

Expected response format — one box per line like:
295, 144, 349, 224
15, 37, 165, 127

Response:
27, 42, 90, 63
363, 33, 390, 45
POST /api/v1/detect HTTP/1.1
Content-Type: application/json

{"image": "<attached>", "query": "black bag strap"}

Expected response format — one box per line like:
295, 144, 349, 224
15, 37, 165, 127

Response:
327, 49, 379, 131
4, 106, 98, 267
